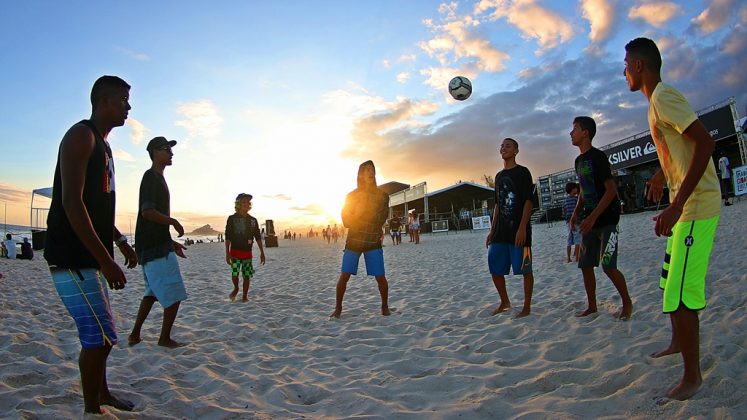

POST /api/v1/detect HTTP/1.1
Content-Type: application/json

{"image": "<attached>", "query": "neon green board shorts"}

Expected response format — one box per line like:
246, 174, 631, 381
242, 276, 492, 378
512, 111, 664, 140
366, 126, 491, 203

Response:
660, 215, 719, 313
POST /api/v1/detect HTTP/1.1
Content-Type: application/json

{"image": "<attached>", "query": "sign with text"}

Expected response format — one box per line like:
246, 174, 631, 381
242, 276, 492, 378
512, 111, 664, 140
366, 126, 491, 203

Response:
432, 220, 449, 232
734, 165, 747, 196
471, 215, 491, 230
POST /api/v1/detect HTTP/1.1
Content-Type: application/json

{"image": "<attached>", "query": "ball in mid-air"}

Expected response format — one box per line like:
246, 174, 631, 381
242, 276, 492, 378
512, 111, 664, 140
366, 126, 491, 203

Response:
448, 76, 472, 101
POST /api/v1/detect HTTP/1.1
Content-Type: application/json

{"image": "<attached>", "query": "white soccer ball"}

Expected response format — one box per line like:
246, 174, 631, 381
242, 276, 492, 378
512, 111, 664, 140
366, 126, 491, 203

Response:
448, 76, 472, 101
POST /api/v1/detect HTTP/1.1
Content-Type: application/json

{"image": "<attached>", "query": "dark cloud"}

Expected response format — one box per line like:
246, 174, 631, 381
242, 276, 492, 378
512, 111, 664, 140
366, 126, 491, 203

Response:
345, 26, 746, 187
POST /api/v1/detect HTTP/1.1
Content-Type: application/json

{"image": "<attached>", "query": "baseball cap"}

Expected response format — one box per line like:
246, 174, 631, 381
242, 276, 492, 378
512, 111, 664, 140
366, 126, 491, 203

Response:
146, 136, 177, 152
235, 193, 253, 202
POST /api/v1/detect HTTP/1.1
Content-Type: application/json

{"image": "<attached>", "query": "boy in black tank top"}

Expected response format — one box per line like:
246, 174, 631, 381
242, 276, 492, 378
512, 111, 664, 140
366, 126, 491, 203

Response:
45, 76, 137, 416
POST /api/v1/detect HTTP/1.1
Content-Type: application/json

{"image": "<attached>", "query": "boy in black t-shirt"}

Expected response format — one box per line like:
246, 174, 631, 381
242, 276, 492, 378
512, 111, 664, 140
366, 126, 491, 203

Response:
225, 193, 266, 301
486, 138, 535, 318
569, 116, 633, 320
129, 136, 188, 349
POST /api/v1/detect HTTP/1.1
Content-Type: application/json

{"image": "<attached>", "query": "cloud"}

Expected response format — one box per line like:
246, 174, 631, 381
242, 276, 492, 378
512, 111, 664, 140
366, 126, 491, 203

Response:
175, 100, 223, 140
581, 0, 615, 44
126, 117, 148, 145
628, 2, 682, 27
0, 182, 29, 204
381, 59, 391, 69
263, 193, 293, 201
475, 0, 575, 53
289, 203, 325, 216
396, 72, 411, 84
691, 0, 735, 34
116, 46, 149, 61
419, 11, 509, 73
398, 54, 417, 63
113, 149, 135, 162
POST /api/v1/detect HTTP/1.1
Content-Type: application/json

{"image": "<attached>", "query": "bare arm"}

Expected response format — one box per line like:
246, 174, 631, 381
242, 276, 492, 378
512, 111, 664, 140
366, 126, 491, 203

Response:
486, 203, 499, 247
141, 208, 184, 237
653, 120, 715, 236
514, 199, 533, 247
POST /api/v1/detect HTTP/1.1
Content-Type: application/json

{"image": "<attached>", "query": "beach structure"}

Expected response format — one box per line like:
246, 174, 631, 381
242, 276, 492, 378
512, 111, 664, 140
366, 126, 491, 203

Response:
29, 187, 52, 250
386, 181, 495, 232
537, 97, 745, 221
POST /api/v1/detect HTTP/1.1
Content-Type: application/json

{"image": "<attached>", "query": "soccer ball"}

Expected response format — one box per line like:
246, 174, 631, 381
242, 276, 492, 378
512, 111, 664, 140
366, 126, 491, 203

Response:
448, 76, 472, 101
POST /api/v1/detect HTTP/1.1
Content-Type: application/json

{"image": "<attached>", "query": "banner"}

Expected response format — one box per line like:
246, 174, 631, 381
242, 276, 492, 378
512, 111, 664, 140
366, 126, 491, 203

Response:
471, 215, 491, 230
734, 165, 747, 196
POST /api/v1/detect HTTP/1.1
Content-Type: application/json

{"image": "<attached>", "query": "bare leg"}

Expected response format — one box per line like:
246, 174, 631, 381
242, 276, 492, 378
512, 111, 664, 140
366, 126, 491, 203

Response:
375, 275, 390, 316
79, 345, 108, 414
158, 301, 182, 348
574, 245, 580, 262
566, 246, 572, 263
651, 314, 680, 357
490, 274, 511, 315
229, 276, 239, 301
515, 273, 533, 318
128, 296, 157, 346
603, 268, 633, 320
330, 273, 352, 318
242, 277, 250, 301
99, 345, 134, 411
666, 307, 702, 400
576, 267, 597, 317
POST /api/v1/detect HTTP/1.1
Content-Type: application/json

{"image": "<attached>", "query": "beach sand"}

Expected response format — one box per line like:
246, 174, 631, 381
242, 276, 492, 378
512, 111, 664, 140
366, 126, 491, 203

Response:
1, 202, 746, 418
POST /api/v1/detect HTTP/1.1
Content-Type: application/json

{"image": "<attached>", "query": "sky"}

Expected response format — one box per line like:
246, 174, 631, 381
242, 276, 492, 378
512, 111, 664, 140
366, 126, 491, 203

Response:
1, 0, 746, 234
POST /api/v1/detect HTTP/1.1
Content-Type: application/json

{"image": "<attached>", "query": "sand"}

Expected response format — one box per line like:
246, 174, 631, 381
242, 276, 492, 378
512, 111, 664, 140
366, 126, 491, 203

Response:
1, 202, 746, 419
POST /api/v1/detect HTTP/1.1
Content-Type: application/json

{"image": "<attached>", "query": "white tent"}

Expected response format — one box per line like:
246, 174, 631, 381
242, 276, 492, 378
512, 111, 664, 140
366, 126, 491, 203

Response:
30, 187, 52, 229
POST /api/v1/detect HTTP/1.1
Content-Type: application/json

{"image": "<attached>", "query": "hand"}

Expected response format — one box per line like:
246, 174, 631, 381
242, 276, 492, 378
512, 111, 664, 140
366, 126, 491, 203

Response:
514, 229, 526, 247
226, 255, 232, 265
173, 241, 187, 258
579, 215, 596, 234
117, 242, 138, 268
646, 173, 665, 204
569, 213, 577, 228
653, 205, 682, 237
171, 218, 185, 237
486, 232, 492, 248
260, 252, 266, 265
100, 258, 127, 290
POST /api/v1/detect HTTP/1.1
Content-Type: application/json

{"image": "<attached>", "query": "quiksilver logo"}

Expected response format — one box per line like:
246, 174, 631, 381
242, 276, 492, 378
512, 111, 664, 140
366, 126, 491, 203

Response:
684, 235, 694, 247
644, 142, 657, 154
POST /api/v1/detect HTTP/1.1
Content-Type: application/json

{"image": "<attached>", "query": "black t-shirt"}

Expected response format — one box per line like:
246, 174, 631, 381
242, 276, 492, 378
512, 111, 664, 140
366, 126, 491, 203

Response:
45, 120, 115, 269
490, 165, 533, 245
575, 147, 620, 228
135, 169, 174, 264
342, 187, 389, 252
225, 213, 261, 251
389, 217, 401, 232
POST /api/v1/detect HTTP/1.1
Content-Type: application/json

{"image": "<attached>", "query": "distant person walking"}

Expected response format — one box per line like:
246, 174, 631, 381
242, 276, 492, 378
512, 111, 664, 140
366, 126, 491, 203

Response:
45, 75, 137, 415
128, 136, 188, 349
330, 160, 390, 319
718, 152, 732, 206
569, 116, 633, 321
486, 138, 535, 318
625, 37, 721, 400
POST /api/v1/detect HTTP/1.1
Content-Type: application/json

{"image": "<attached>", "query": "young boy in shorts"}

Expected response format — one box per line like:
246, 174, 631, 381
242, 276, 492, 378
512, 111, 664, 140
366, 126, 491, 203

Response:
563, 182, 582, 263
330, 160, 390, 319
225, 193, 266, 301
625, 37, 720, 400
486, 138, 535, 318
570, 116, 633, 320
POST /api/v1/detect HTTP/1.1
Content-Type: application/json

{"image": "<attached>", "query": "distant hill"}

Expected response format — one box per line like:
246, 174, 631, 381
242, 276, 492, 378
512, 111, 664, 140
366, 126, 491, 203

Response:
188, 224, 221, 236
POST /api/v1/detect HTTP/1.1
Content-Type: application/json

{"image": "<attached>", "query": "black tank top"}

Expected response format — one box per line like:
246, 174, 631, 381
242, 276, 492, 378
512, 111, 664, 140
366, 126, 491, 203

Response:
44, 120, 116, 269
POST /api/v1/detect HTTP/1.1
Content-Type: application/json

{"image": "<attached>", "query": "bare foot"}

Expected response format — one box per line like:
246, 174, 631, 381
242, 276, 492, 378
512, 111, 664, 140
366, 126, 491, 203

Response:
667, 377, 702, 400
157, 339, 183, 349
83, 407, 117, 419
127, 335, 142, 347
616, 304, 633, 321
101, 392, 134, 411
513, 309, 530, 318
575, 307, 597, 317
491, 303, 511, 316
329, 309, 342, 319
241, 296, 248, 302
650, 346, 680, 358
381, 306, 391, 316
229, 291, 238, 301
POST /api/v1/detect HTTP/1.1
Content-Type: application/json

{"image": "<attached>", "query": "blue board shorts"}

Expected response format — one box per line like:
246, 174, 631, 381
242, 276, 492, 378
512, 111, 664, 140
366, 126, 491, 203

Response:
488, 242, 533, 275
341, 248, 385, 276
567, 222, 582, 246
142, 252, 188, 308
51, 268, 117, 349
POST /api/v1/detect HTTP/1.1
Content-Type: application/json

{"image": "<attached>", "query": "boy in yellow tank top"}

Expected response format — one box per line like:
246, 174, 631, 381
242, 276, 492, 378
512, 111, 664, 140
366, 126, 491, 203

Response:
624, 37, 720, 401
